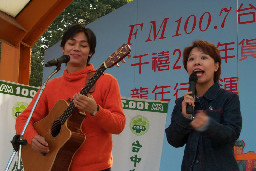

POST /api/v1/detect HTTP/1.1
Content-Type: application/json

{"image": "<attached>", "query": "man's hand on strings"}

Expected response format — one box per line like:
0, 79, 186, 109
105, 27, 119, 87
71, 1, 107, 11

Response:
73, 93, 97, 114
31, 135, 49, 153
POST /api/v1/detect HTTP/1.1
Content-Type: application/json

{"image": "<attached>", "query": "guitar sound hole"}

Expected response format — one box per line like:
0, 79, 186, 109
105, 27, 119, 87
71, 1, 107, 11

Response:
51, 120, 61, 137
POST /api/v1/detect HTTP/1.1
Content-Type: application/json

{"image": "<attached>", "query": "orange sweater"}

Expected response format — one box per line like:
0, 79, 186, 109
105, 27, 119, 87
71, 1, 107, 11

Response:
15, 64, 126, 170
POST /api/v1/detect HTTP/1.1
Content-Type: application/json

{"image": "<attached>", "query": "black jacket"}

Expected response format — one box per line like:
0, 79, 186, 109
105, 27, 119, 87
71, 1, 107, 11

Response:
165, 83, 242, 171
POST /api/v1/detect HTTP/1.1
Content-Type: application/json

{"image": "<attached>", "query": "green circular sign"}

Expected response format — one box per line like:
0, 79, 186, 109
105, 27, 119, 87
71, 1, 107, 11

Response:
12, 102, 28, 119
130, 115, 149, 136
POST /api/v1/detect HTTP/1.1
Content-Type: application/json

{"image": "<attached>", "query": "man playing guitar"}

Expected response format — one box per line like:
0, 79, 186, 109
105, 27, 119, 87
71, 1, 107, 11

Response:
15, 24, 126, 171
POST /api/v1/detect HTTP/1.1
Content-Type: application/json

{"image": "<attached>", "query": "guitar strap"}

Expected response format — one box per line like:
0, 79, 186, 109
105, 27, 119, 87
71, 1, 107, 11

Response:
86, 71, 96, 93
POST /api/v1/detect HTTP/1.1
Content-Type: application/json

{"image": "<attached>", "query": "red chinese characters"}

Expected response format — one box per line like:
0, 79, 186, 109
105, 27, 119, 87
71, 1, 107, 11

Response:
130, 77, 239, 101
237, 3, 256, 24
239, 38, 256, 61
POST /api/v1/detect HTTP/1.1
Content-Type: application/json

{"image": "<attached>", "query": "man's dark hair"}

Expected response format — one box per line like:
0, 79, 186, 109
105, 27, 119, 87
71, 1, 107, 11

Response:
61, 24, 96, 64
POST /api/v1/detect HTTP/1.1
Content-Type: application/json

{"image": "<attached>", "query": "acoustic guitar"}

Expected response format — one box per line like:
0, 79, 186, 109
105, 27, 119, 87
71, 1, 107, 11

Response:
21, 43, 131, 171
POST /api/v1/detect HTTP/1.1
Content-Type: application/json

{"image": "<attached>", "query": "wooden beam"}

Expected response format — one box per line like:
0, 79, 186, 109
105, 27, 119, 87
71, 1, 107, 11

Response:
17, 0, 73, 47
0, 42, 20, 82
0, 10, 27, 47
19, 44, 31, 85
0, 0, 73, 84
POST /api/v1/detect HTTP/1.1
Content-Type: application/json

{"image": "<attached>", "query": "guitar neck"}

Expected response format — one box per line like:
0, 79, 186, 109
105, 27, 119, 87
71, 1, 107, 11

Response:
80, 64, 106, 95
59, 64, 107, 124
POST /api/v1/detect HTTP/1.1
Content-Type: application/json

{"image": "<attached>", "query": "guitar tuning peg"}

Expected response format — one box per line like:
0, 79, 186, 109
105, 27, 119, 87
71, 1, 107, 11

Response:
128, 54, 131, 58
121, 59, 126, 63
116, 63, 120, 67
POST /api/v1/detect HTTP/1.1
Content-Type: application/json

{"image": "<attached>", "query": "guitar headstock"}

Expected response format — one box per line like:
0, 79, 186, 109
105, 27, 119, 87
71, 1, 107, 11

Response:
104, 43, 131, 68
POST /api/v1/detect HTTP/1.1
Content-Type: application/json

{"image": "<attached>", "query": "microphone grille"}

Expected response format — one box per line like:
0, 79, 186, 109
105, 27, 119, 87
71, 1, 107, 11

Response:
64, 55, 70, 62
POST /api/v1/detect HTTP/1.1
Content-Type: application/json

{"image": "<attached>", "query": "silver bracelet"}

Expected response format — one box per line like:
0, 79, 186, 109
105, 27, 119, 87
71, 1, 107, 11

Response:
185, 114, 194, 120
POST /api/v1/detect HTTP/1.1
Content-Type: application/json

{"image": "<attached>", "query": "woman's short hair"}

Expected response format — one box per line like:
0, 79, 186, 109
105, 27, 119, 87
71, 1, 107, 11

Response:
183, 40, 222, 83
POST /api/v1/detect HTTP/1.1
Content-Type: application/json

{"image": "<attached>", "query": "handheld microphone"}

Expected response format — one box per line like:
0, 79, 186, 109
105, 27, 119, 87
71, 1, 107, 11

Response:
45, 55, 70, 67
186, 72, 198, 114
